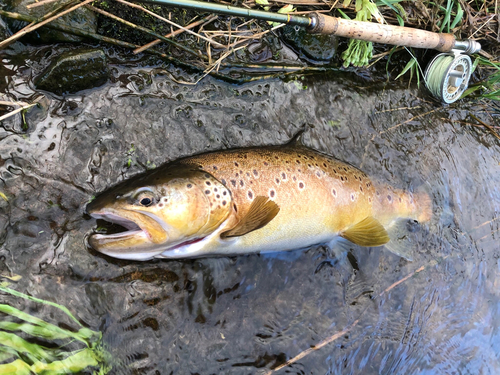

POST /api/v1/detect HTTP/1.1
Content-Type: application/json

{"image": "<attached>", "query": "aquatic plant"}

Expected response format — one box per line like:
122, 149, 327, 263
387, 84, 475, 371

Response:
0, 285, 111, 374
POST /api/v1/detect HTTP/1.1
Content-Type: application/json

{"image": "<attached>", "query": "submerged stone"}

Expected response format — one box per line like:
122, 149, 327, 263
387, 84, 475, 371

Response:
35, 49, 108, 95
281, 25, 338, 62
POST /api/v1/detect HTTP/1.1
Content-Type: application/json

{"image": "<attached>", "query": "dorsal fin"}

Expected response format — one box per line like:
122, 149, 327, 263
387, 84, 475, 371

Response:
221, 196, 280, 238
340, 216, 390, 247
285, 124, 311, 147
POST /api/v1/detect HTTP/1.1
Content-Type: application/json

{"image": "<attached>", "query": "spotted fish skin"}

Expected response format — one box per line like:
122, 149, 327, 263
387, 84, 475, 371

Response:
86, 145, 432, 260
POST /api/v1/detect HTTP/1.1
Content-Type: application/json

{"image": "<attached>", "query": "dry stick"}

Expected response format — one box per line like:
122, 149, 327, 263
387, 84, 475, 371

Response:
264, 265, 428, 374
86, 4, 206, 59
133, 15, 217, 54
26, 0, 63, 9
115, 0, 226, 49
470, 113, 500, 141
0, 100, 30, 106
0, 103, 37, 122
0, 0, 94, 49
0, 9, 204, 69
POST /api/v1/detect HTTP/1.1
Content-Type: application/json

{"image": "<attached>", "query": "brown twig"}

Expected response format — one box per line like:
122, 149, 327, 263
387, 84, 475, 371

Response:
264, 263, 430, 374
0, 0, 94, 50
115, 0, 226, 48
86, 4, 206, 59
26, 0, 63, 9
133, 15, 217, 54
470, 114, 500, 141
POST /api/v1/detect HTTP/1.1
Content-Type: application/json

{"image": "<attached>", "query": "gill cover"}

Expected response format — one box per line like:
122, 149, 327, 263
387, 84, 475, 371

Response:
86, 166, 233, 259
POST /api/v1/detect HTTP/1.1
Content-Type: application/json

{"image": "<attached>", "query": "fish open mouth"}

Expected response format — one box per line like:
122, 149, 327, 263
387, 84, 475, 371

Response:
91, 212, 144, 240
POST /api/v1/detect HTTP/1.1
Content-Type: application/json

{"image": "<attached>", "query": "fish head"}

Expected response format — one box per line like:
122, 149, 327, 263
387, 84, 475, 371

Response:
86, 166, 232, 260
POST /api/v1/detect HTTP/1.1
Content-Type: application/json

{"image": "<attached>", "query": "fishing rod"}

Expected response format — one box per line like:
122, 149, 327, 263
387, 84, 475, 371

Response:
137, 0, 481, 103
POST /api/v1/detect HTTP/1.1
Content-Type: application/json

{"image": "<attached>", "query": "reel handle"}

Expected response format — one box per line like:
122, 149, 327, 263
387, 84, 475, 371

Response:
308, 13, 480, 53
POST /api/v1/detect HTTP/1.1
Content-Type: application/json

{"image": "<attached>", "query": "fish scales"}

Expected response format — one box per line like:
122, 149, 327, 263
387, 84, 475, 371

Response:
86, 144, 432, 260
181, 147, 375, 239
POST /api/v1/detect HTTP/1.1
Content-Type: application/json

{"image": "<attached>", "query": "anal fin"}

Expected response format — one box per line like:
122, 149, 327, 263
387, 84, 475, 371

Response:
340, 216, 390, 247
221, 196, 280, 238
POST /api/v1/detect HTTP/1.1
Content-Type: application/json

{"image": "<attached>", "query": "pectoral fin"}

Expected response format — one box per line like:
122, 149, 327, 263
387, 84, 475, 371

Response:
340, 216, 390, 247
221, 196, 280, 238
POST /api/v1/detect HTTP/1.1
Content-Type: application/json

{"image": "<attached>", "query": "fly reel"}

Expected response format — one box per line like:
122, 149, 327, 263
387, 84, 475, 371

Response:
424, 41, 480, 104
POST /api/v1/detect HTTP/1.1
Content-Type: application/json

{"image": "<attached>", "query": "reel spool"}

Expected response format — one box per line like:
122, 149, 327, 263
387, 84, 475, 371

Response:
424, 52, 473, 104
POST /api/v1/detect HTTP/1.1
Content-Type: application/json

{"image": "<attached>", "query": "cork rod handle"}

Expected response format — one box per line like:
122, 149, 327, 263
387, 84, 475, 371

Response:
309, 13, 456, 52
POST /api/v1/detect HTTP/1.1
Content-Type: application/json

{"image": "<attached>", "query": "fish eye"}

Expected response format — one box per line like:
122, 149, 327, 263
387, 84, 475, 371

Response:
140, 197, 153, 206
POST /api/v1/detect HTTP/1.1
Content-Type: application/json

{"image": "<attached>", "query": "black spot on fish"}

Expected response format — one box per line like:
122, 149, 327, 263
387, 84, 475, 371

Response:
333, 169, 337, 174
234, 162, 239, 167
308, 164, 312, 168
206, 181, 211, 186
387, 195, 392, 202
235, 173, 239, 177
253, 170, 258, 176
263, 161, 268, 166
221, 179, 227, 186
204, 173, 210, 178
234, 204, 238, 212
270, 190, 275, 198
343, 167, 348, 171
248, 191, 253, 199
217, 194, 220, 199
223, 191, 227, 196
293, 176, 297, 181
214, 188, 218, 192
187, 184, 193, 189
351, 194, 355, 201
332, 189, 337, 197
282, 172, 286, 179
240, 180, 244, 187
296, 160, 301, 164
299, 182, 304, 189
213, 166, 218, 170
158, 203, 164, 208
205, 190, 210, 195
222, 200, 227, 206
360, 186, 363, 192
316, 171, 321, 178
275, 178, 280, 184
275, 156, 279, 160
340, 176, 344, 181
231, 180, 236, 187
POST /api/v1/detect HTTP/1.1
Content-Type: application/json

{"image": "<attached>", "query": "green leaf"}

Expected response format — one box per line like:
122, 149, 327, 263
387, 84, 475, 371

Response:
450, 2, 463, 29
395, 58, 417, 80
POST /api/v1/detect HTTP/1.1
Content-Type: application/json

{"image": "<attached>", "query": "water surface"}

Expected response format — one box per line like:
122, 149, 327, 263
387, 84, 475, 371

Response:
0, 48, 499, 374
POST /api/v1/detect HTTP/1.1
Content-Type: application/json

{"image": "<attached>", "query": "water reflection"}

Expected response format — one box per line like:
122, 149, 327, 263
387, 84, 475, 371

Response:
0, 48, 499, 374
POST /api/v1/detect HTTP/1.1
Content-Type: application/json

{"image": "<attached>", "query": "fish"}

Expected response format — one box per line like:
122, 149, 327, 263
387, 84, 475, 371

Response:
86, 138, 432, 261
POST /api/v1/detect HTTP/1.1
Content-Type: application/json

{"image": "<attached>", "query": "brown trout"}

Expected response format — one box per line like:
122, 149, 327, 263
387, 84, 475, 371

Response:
86, 142, 431, 261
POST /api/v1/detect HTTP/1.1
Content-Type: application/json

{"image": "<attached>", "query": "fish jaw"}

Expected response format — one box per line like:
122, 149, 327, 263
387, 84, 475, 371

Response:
87, 208, 169, 260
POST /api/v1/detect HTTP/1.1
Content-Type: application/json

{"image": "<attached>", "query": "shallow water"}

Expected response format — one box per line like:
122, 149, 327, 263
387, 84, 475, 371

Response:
0, 47, 500, 374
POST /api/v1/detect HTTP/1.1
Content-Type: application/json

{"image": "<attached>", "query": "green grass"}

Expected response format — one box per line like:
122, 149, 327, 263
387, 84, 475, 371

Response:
0, 286, 112, 374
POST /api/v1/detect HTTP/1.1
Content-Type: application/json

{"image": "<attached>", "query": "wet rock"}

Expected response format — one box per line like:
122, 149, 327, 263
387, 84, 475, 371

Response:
281, 25, 338, 62
35, 49, 108, 95
5, 0, 97, 43
0, 16, 11, 40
